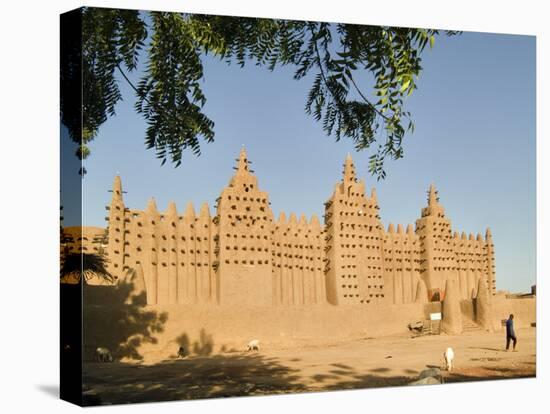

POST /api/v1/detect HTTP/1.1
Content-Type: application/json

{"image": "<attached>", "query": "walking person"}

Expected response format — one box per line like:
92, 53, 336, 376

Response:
505, 314, 517, 351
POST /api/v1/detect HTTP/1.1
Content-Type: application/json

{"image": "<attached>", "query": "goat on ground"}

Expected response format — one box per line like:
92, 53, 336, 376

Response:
246, 339, 260, 352
95, 347, 113, 362
443, 347, 455, 372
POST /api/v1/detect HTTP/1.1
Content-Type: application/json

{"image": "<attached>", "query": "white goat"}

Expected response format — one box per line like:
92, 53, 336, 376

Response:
95, 347, 113, 362
246, 339, 260, 352
443, 347, 455, 372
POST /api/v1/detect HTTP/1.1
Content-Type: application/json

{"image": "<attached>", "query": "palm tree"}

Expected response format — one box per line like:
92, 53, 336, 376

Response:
60, 252, 113, 285
60, 225, 114, 284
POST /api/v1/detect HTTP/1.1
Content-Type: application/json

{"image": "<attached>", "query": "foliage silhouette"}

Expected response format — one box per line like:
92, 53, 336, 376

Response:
62, 7, 459, 179
59, 226, 112, 284
174, 333, 190, 357
83, 280, 168, 362
60, 253, 113, 284
192, 328, 215, 356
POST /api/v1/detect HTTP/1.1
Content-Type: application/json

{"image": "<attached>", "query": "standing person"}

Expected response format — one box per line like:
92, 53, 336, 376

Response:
506, 314, 517, 351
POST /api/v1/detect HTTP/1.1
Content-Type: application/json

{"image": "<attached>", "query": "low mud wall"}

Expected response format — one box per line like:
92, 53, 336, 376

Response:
491, 296, 536, 331
81, 284, 535, 363
82, 283, 430, 362
143, 303, 427, 355
459, 296, 536, 332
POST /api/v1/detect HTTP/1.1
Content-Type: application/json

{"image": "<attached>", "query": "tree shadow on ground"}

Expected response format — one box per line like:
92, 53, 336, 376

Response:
82, 352, 306, 405
444, 367, 535, 384
370, 367, 391, 373
323, 372, 411, 390
82, 280, 168, 362
81, 349, 536, 406
331, 363, 352, 370
468, 346, 505, 352
404, 369, 419, 375
311, 374, 339, 383
317, 363, 535, 392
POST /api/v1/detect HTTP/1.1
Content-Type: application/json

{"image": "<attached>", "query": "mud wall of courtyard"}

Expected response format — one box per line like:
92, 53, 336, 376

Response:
83, 291, 429, 362
491, 296, 536, 331
82, 283, 535, 363
460, 296, 536, 331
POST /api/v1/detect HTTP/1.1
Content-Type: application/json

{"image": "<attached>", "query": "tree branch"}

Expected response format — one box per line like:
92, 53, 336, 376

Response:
348, 76, 391, 122
310, 27, 391, 123
116, 63, 151, 106
310, 27, 331, 97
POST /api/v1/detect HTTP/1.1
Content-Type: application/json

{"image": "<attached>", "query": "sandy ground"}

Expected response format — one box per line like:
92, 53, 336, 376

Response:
82, 327, 536, 405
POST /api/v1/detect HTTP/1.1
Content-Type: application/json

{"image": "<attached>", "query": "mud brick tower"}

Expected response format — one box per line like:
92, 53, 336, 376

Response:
324, 154, 385, 305
214, 147, 273, 306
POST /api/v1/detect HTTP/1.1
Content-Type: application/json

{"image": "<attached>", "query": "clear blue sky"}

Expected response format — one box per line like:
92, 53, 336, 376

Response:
61, 29, 535, 293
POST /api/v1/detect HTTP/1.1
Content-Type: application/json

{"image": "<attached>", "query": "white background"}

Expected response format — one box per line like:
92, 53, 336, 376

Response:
0, 0, 547, 412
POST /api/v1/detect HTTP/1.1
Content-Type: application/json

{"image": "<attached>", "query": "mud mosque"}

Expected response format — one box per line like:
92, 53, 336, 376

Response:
96, 148, 496, 308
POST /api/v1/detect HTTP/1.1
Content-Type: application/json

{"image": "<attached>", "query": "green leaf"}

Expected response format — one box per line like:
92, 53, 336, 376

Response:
63, 12, 459, 179
377, 96, 389, 105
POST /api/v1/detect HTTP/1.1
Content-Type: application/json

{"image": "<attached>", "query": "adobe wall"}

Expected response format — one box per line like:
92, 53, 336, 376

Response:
83, 298, 429, 362
460, 299, 476, 321
271, 213, 326, 305
457, 295, 535, 330
82, 286, 535, 362
491, 296, 536, 331
107, 192, 218, 305
382, 224, 421, 305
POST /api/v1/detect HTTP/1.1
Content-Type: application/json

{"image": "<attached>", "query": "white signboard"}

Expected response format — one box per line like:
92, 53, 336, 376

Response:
430, 312, 442, 321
